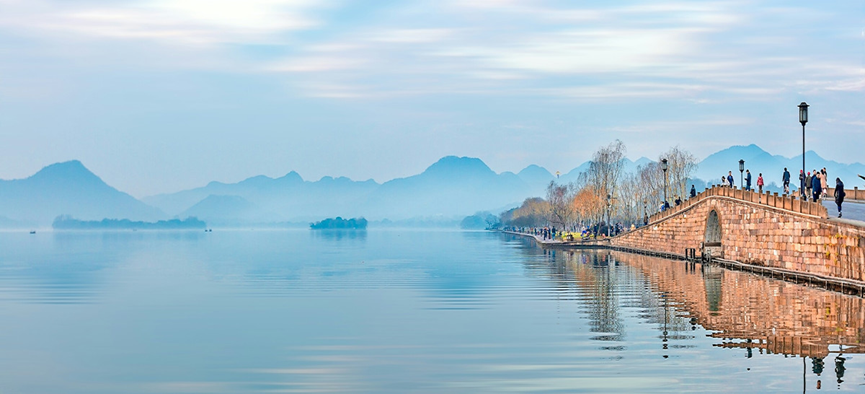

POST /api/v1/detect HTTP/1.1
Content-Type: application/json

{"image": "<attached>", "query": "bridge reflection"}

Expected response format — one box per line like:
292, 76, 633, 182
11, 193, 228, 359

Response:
600, 250, 864, 359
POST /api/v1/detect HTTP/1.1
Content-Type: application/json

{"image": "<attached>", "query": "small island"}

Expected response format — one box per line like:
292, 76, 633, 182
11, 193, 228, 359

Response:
53, 215, 207, 230
310, 217, 368, 230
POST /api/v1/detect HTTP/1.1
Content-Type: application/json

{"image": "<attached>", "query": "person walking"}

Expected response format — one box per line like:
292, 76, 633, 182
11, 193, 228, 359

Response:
782, 168, 791, 194
834, 178, 845, 218
805, 171, 813, 199
745, 169, 752, 191
690, 184, 697, 198
799, 170, 806, 197
757, 173, 764, 193
821, 168, 828, 198
811, 171, 822, 202
727, 171, 734, 188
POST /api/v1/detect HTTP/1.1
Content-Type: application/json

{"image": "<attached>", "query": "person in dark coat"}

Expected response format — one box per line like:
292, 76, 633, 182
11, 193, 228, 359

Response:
782, 168, 791, 194
690, 185, 697, 198
811, 171, 822, 202
834, 178, 846, 218
727, 171, 734, 188
745, 170, 752, 191
799, 170, 805, 198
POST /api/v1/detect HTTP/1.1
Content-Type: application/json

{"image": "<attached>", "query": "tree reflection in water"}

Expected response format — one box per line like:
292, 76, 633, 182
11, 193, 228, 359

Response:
510, 238, 864, 390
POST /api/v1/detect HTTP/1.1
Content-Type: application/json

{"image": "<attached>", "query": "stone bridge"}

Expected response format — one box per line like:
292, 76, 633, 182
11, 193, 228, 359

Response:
611, 185, 865, 283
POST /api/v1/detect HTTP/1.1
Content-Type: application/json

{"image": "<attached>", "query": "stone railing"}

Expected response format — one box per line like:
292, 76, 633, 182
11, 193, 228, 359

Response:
826, 187, 865, 201
648, 185, 828, 224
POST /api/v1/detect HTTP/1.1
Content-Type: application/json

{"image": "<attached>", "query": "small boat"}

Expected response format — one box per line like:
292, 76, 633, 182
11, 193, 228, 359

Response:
29, 230, 36, 234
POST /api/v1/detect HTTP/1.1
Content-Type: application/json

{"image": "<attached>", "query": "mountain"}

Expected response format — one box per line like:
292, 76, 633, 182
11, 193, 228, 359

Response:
0, 160, 164, 225
695, 144, 865, 188
357, 156, 531, 219
144, 170, 380, 222
558, 157, 652, 185
516, 165, 554, 195
145, 156, 537, 222
11, 148, 859, 228
179, 195, 277, 225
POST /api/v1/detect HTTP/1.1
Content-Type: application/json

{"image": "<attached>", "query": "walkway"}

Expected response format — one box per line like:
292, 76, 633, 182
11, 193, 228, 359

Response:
823, 199, 865, 224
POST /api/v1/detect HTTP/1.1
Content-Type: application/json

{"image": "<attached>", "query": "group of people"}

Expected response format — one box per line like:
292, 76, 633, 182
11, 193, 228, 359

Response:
727, 166, 849, 218
720, 169, 766, 192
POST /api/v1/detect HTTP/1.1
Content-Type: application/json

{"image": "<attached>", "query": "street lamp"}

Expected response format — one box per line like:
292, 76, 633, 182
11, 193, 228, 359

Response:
799, 102, 809, 200
661, 158, 669, 204
606, 194, 612, 236
739, 159, 745, 189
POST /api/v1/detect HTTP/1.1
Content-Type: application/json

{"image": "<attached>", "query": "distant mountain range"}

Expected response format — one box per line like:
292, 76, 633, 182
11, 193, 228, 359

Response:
695, 144, 865, 189
2, 146, 863, 227
0, 161, 163, 226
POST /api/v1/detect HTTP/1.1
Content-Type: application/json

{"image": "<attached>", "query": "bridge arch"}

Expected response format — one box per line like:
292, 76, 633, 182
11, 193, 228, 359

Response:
705, 209, 722, 247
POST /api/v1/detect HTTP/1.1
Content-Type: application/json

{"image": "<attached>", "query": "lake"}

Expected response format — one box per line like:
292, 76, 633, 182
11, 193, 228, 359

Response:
0, 229, 862, 393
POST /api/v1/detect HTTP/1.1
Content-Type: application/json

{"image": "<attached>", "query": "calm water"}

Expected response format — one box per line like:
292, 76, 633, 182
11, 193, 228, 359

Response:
0, 229, 862, 393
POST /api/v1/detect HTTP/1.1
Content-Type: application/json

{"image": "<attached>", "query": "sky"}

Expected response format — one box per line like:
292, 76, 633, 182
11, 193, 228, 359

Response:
0, 0, 863, 197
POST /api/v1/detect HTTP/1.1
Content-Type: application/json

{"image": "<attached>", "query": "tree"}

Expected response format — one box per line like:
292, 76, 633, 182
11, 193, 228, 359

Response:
546, 181, 575, 229
659, 146, 698, 202
586, 140, 627, 222
501, 197, 549, 228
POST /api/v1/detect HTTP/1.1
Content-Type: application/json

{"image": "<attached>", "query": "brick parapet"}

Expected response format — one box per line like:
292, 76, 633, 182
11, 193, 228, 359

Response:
612, 193, 865, 283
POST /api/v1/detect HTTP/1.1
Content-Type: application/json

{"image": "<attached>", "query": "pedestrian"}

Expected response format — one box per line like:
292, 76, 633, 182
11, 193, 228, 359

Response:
727, 171, 734, 188
782, 168, 791, 194
821, 168, 828, 198
675, 195, 682, 206
690, 184, 697, 198
805, 171, 813, 199
834, 178, 845, 218
721, 175, 726, 187
745, 169, 752, 191
757, 173, 764, 193
811, 171, 822, 202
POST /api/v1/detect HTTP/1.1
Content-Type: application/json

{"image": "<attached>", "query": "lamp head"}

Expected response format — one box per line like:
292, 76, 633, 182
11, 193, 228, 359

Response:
798, 102, 809, 125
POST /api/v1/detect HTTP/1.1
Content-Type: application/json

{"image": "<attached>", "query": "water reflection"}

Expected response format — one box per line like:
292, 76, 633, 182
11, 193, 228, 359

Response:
310, 229, 367, 241
0, 230, 861, 393
608, 251, 865, 359
503, 233, 865, 390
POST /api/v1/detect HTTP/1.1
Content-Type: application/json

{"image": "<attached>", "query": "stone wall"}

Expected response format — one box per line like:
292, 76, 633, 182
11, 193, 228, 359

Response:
611, 185, 865, 282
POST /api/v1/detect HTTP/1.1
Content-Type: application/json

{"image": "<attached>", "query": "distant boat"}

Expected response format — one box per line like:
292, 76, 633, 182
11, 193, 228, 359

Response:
29, 230, 36, 234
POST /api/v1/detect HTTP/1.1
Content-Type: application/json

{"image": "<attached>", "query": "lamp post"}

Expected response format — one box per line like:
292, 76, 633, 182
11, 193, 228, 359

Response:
739, 159, 745, 189
799, 102, 809, 200
661, 158, 669, 204
606, 194, 611, 237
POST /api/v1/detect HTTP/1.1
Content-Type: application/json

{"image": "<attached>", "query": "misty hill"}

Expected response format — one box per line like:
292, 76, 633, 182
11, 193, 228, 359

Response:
358, 156, 531, 219
13, 147, 862, 228
695, 144, 865, 188
0, 161, 164, 225
145, 156, 538, 222
180, 195, 278, 225
144, 171, 380, 222
516, 165, 554, 194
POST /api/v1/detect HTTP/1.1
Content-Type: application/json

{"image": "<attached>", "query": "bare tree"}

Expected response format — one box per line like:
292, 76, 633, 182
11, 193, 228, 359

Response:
659, 146, 699, 201
585, 140, 627, 228
546, 181, 575, 230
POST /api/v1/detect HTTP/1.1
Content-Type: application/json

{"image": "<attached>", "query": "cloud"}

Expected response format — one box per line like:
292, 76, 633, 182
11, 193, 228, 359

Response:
0, 0, 326, 46
0, 0, 862, 102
